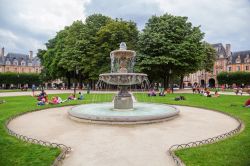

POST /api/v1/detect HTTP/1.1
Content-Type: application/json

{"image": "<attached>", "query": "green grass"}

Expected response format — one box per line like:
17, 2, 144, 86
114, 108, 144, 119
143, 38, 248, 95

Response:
0, 93, 114, 166
134, 93, 250, 166
0, 89, 24, 93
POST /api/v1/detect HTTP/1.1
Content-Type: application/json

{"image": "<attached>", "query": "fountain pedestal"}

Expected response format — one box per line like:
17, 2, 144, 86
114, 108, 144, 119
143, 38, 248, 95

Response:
114, 96, 133, 110
114, 86, 133, 109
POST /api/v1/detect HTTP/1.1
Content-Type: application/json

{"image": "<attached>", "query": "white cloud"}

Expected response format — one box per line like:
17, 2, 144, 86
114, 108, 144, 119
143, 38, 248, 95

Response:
154, 0, 250, 51
0, 0, 249, 54
0, 0, 90, 54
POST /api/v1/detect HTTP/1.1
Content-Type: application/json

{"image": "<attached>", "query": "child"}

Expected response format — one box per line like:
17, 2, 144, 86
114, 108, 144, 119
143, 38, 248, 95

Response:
78, 92, 84, 100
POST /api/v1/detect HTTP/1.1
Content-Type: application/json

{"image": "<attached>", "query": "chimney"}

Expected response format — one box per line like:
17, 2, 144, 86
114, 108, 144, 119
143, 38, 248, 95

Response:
226, 44, 231, 57
1, 47, 4, 57
29, 50, 33, 59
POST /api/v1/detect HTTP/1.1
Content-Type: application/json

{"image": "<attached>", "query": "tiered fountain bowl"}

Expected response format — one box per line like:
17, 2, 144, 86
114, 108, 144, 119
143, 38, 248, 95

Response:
68, 42, 179, 124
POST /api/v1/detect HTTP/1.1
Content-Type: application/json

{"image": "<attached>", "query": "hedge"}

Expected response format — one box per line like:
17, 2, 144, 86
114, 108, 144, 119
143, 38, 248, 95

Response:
217, 71, 250, 85
0, 72, 42, 85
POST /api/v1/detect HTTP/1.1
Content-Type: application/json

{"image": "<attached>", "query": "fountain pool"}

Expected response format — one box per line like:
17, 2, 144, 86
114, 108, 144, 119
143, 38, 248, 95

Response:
68, 102, 179, 124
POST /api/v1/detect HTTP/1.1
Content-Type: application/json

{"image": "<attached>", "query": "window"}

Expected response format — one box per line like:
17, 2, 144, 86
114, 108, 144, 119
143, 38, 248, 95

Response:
6, 67, 9, 71
21, 61, 26, 66
245, 55, 250, 63
246, 66, 249, 71
228, 66, 232, 71
5, 60, 10, 65
29, 68, 31, 73
36, 68, 38, 73
237, 66, 241, 71
13, 60, 18, 66
236, 55, 241, 63
22, 68, 24, 72
14, 68, 17, 72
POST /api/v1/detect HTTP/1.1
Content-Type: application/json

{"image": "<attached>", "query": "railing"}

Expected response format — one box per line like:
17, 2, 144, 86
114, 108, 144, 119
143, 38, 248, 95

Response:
168, 110, 243, 166
5, 110, 71, 166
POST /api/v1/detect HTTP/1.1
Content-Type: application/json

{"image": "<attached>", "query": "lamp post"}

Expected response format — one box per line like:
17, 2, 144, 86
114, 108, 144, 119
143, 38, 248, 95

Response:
169, 69, 173, 93
74, 68, 79, 97
17, 73, 20, 89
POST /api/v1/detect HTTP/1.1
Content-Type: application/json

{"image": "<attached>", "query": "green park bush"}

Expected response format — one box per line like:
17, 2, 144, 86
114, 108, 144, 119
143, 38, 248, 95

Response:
0, 72, 42, 85
217, 71, 250, 86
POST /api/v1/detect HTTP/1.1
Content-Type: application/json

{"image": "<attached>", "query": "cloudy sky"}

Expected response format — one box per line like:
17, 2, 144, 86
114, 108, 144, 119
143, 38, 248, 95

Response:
0, 0, 249, 55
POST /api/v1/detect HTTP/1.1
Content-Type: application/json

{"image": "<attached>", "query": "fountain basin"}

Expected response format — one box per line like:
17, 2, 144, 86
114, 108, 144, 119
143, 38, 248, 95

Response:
99, 73, 148, 85
68, 103, 179, 124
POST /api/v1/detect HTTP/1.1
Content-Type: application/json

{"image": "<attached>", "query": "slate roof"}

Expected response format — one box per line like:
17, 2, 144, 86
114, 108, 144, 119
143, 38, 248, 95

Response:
0, 53, 40, 66
212, 43, 228, 58
229, 50, 250, 64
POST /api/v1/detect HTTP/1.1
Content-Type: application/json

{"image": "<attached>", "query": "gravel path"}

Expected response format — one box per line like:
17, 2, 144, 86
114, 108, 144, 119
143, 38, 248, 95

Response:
8, 105, 239, 166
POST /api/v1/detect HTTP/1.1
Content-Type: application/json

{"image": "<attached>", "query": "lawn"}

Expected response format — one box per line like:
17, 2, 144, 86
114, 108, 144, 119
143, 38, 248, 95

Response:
0, 89, 26, 93
0, 93, 114, 166
1, 93, 249, 166
134, 93, 250, 166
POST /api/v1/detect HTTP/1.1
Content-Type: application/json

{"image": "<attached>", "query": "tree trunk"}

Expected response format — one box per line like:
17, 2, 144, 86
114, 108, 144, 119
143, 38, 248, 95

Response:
179, 75, 184, 89
67, 76, 71, 89
79, 75, 83, 89
163, 75, 170, 89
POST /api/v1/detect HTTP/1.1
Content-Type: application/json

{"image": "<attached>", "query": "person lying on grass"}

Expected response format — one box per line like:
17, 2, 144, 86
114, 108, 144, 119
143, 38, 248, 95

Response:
244, 99, 250, 108
49, 96, 63, 104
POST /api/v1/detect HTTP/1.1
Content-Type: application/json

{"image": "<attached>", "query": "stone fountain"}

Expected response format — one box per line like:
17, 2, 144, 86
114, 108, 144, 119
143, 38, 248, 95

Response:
68, 42, 179, 124
99, 42, 148, 110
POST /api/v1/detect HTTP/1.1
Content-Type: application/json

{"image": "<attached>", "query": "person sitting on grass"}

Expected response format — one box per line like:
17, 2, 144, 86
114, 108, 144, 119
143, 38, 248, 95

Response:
213, 90, 220, 97
78, 92, 84, 100
37, 97, 46, 106
148, 89, 156, 96
244, 99, 250, 108
159, 90, 165, 96
68, 94, 76, 100
37, 90, 47, 101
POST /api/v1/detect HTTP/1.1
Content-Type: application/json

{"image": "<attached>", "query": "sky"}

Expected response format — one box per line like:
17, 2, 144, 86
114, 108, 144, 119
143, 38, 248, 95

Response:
0, 0, 249, 56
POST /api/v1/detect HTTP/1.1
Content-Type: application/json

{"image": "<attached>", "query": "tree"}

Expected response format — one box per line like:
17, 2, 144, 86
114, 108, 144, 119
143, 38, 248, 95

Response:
137, 13, 205, 88
201, 42, 217, 72
91, 19, 139, 80
38, 14, 139, 89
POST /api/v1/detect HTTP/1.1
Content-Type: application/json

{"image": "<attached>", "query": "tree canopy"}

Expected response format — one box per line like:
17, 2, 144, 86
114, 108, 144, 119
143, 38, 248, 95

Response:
137, 13, 209, 88
38, 14, 139, 87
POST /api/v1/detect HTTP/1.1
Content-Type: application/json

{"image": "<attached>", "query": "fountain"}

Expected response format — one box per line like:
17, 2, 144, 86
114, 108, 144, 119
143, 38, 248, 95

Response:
99, 42, 148, 109
68, 42, 179, 124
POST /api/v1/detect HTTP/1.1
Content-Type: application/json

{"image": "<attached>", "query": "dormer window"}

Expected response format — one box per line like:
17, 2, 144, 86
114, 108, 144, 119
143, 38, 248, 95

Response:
245, 55, 250, 63
5, 60, 11, 65
21, 60, 26, 66
13, 59, 18, 66
236, 55, 241, 63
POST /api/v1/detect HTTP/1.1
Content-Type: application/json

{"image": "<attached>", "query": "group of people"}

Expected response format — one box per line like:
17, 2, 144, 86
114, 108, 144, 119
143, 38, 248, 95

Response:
147, 89, 169, 97
192, 86, 220, 98
235, 88, 243, 95
36, 90, 84, 106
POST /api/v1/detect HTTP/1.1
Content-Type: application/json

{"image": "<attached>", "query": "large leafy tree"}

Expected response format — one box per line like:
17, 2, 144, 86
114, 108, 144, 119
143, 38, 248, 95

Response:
38, 14, 139, 88
91, 19, 139, 79
137, 13, 205, 88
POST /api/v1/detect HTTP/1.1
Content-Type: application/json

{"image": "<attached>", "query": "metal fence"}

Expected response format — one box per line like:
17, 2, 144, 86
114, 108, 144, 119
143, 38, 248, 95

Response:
5, 110, 72, 166
168, 110, 243, 166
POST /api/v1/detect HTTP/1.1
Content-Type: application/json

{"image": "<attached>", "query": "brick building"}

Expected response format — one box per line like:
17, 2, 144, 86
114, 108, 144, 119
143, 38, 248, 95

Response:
184, 43, 250, 87
0, 47, 41, 74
